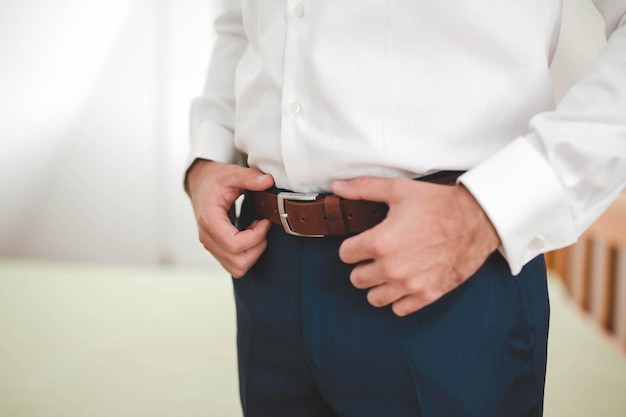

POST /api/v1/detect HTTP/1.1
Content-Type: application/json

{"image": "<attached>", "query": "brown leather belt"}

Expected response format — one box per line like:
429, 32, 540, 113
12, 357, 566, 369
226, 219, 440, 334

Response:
250, 171, 464, 237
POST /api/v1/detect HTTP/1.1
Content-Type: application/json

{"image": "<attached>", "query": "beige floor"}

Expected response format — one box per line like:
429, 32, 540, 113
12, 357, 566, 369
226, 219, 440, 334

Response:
0, 259, 625, 417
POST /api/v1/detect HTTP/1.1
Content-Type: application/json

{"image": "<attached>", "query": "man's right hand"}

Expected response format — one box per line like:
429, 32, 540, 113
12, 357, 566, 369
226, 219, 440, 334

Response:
186, 159, 275, 278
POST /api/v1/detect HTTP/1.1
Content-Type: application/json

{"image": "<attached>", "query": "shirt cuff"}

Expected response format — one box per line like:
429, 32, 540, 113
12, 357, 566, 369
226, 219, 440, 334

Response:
185, 121, 239, 172
459, 136, 578, 275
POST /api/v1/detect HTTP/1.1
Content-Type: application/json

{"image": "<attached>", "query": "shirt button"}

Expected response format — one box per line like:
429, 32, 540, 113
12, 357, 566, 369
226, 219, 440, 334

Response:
293, 5, 304, 18
288, 102, 301, 114
529, 236, 545, 251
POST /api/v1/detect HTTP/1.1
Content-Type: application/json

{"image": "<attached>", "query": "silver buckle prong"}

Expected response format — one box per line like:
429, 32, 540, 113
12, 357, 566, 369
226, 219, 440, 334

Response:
276, 192, 324, 237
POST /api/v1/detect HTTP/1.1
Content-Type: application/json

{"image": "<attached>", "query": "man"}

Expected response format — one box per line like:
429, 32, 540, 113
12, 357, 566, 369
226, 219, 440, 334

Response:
186, 1, 626, 416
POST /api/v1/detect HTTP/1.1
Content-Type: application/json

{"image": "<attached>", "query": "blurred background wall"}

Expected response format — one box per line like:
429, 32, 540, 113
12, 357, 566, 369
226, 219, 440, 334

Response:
0, 0, 609, 268
0, 0, 219, 268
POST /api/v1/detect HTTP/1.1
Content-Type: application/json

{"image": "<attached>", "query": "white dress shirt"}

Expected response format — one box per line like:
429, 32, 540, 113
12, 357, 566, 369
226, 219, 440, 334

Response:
188, 0, 626, 274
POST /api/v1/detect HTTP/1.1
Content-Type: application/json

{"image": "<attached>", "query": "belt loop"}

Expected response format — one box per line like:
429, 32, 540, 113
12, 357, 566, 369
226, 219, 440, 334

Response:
323, 195, 349, 236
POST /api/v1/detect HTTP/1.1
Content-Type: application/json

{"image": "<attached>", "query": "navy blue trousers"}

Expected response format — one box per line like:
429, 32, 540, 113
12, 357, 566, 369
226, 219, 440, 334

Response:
234, 202, 549, 417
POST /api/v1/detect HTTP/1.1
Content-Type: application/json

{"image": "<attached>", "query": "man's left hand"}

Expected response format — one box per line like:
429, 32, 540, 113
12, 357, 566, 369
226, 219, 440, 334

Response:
332, 177, 500, 316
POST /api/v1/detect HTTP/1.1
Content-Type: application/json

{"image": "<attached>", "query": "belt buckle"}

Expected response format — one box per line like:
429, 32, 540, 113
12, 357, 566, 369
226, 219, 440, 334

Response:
276, 192, 324, 237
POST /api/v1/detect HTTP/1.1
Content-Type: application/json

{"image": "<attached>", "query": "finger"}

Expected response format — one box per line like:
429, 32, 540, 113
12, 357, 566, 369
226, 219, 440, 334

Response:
366, 282, 408, 308
339, 229, 376, 264
225, 237, 269, 278
332, 176, 411, 203
199, 204, 270, 257
340, 219, 418, 265
198, 205, 240, 245
391, 293, 434, 317
244, 218, 273, 242
390, 269, 446, 316
205, 221, 271, 277
211, 215, 272, 255
348, 259, 387, 289
359, 256, 442, 309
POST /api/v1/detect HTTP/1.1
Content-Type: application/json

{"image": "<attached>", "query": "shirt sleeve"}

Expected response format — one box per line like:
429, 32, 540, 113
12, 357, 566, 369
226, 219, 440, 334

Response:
186, 0, 246, 171
460, 0, 626, 275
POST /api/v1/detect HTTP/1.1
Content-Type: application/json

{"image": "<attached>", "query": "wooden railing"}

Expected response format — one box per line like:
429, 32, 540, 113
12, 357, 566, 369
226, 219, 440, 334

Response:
545, 194, 626, 351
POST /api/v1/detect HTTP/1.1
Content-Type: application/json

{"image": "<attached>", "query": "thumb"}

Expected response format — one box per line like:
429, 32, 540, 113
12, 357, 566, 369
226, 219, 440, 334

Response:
332, 176, 404, 203
236, 167, 275, 191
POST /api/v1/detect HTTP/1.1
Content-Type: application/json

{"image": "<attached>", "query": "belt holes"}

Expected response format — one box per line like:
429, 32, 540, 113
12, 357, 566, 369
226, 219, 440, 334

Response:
323, 216, 328, 221
300, 216, 306, 222
347, 213, 353, 219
